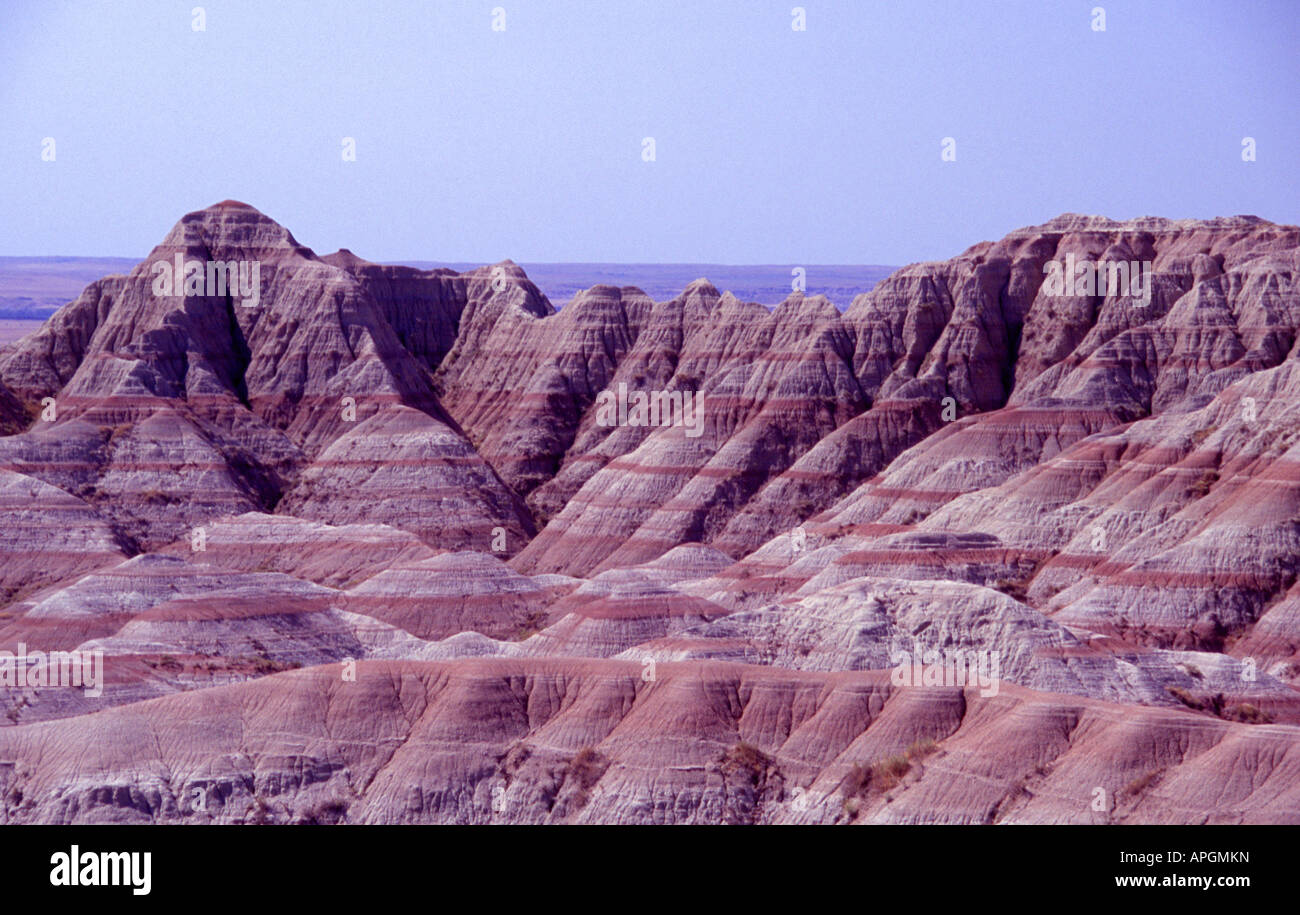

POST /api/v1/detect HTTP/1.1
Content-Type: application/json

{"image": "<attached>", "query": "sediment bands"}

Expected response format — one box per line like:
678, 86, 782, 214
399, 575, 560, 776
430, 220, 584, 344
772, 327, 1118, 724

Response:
0, 203, 1297, 823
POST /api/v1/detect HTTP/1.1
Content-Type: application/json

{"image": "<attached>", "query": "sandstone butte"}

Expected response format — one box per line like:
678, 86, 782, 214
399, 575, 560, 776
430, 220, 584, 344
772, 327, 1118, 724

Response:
0, 200, 1297, 823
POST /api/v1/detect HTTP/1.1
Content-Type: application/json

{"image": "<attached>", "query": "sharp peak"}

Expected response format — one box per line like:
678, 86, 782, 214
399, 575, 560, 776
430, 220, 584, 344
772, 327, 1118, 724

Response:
321, 247, 372, 269
682, 278, 720, 296
162, 201, 316, 260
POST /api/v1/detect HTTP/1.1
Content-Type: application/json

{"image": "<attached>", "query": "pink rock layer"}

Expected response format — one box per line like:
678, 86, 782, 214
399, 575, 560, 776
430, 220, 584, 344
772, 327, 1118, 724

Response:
0, 204, 1297, 823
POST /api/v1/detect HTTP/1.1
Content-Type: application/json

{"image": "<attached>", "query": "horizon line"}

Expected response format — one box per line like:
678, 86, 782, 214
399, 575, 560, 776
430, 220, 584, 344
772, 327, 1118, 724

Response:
0, 254, 902, 269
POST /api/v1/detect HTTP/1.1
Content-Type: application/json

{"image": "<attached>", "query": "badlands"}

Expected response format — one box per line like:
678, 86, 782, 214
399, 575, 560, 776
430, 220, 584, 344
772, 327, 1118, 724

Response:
0, 201, 1297, 823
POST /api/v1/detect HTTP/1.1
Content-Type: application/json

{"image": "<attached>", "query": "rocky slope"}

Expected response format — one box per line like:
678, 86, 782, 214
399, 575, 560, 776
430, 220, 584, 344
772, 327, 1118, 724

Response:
0, 203, 1296, 823
2, 660, 1297, 825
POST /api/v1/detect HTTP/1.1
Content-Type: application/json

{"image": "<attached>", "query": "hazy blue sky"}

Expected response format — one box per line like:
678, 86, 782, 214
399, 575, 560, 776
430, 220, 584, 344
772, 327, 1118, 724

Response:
2, 0, 1296, 263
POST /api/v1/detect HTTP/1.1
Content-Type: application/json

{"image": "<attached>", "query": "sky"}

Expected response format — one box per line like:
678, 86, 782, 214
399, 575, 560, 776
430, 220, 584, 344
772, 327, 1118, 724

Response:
1, 0, 1296, 264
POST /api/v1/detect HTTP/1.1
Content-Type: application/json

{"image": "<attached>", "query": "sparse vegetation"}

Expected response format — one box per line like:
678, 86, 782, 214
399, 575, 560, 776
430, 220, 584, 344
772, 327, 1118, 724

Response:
247, 655, 297, 676
1166, 686, 1208, 710
842, 763, 872, 799
1123, 769, 1163, 797
562, 746, 609, 812
1166, 687, 1274, 723
512, 609, 548, 641
991, 578, 1029, 602
144, 654, 300, 678
1189, 470, 1219, 497
721, 742, 770, 783
568, 747, 607, 790
874, 755, 911, 790
716, 741, 777, 823
841, 753, 913, 806
296, 796, 349, 825
906, 738, 939, 760
500, 742, 532, 782
1228, 702, 1274, 724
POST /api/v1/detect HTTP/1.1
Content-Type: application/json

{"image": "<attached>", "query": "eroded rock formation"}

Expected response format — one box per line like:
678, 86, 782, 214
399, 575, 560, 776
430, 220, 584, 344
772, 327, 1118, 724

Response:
0, 203, 1297, 824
